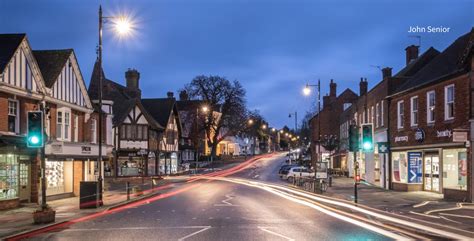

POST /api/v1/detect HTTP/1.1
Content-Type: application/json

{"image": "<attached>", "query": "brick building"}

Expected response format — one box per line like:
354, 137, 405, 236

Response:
388, 29, 473, 201
339, 46, 440, 188
309, 80, 358, 168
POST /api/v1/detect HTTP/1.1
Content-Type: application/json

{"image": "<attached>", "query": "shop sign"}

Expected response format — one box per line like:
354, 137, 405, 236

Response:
137, 149, 148, 155
453, 132, 467, 142
407, 152, 422, 183
81, 146, 91, 154
437, 129, 452, 138
377, 142, 389, 153
394, 136, 408, 142
414, 128, 425, 143
52, 144, 63, 153
315, 162, 328, 179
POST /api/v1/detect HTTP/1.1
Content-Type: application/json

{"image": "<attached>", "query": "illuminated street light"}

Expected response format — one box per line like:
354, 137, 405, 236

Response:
202, 106, 209, 113
272, 128, 276, 132
261, 124, 267, 129
285, 133, 289, 137
303, 84, 311, 96
248, 119, 254, 125
280, 130, 284, 134
115, 17, 132, 35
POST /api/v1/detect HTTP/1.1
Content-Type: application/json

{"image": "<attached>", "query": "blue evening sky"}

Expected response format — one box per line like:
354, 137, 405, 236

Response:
1, 0, 473, 129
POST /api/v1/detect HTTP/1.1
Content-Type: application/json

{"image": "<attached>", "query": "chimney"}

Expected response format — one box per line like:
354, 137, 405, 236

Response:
323, 95, 330, 109
405, 45, 419, 65
167, 91, 174, 98
125, 68, 141, 98
329, 79, 337, 97
179, 90, 189, 101
382, 67, 392, 79
359, 77, 368, 96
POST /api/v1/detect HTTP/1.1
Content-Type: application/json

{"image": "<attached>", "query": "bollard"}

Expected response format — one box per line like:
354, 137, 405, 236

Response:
293, 174, 296, 185
151, 178, 154, 191
329, 176, 332, 187
126, 181, 130, 201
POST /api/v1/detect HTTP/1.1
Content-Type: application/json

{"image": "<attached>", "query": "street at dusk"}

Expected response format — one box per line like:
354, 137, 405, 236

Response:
1, 1, 474, 240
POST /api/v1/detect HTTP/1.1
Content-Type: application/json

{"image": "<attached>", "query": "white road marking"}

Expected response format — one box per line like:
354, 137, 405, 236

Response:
408, 211, 440, 219
258, 227, 294, 241
214, 194, 239, 206
216, 177, 472, 240
178, 226, 212, 241
439, 213, 474, 219
413, 201, 434, 208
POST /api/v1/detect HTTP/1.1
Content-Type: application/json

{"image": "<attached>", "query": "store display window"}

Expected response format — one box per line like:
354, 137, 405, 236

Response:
45, 160, 73, 196
0, 154, 18, 200
443, 148, 467, 190
392, 152, 408, 183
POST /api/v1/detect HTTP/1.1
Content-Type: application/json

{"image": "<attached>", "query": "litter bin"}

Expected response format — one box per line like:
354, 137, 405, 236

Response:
80, 181, 99, 209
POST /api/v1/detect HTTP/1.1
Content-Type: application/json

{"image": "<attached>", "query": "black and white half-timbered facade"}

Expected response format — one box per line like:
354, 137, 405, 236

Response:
0, 34, 112, 209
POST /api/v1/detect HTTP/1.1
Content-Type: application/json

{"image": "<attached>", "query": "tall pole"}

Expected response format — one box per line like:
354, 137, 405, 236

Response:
40, 103, 47, 210
318, 79, 321, 163
97, 5, 104, 206
195, 108, 199, 174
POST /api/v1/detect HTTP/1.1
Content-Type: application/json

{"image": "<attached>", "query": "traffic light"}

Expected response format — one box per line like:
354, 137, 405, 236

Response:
348, 125, 359, 152
361, 124, 373, 152
27, 111, 44, 148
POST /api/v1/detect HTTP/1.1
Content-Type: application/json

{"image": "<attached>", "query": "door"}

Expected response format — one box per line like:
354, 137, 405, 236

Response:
18, 160, 31, 201
424, 154, 440, 192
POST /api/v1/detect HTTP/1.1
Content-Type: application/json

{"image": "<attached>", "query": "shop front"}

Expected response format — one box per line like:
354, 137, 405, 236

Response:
159, 152, 178, 175
0, 137, 37, 210
45, 141, 112, 199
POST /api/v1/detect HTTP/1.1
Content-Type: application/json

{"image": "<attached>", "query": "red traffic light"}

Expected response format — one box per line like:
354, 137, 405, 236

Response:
355, 175, 361, 183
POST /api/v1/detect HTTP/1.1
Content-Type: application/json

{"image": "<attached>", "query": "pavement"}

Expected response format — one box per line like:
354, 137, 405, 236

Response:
3, 152, 474, 240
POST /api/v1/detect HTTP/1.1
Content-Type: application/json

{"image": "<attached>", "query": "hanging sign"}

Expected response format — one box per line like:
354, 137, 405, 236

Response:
377, 142, 389, 153
414, 128, 425, 143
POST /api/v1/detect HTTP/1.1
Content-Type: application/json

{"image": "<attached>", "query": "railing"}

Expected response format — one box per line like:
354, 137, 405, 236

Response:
290, 175, 328, 194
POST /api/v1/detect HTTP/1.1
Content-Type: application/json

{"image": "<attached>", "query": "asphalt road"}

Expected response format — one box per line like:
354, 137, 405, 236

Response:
27, 154, 394, 241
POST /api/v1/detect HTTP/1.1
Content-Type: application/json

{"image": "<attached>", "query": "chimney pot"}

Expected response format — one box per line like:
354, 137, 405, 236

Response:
179, 90, 189, 101
167, 91, 174, 98
382, 67, 392, 79
125, 68, 141, 98
359, 78, 368, 96
405, 45, 419, 66
329, 79, 337, 97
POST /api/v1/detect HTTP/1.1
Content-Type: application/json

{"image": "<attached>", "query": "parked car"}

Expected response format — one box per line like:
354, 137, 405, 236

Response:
278, 164, 297, 177
285, 167, 314, 182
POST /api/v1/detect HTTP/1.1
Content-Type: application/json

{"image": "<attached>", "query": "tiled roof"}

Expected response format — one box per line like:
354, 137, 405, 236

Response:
33, 49, 72, 88
142, 98, 177, 128
394, 29, 473, 94
394, 47, 440, 78
0, 34, 25, 74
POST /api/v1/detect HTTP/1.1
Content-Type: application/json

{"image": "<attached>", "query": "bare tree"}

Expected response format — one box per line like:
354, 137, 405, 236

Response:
184, 75, 248, 160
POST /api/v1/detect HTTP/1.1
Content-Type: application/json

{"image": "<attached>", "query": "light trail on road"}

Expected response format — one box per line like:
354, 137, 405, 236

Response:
214, 177, 473, 240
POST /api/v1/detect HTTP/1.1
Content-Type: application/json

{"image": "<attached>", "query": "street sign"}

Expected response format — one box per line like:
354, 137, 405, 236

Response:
315, 162, 328, 179
407, 152, 422, 183
377, 142, 389, 153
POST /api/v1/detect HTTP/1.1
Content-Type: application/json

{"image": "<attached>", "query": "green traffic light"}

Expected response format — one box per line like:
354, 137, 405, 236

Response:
363, 142, 372, 150
29, 135, 40, 144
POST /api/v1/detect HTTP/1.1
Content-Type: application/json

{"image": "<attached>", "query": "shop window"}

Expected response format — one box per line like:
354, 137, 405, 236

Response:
397, 101, 404, 129
427, 91, 435, 124
392, 152, 408, 183
410, 96, 418, 126
0, 154, 19, 200
445, 85, 454, 120
442, 149, 467, 190
8, 100, 19, 133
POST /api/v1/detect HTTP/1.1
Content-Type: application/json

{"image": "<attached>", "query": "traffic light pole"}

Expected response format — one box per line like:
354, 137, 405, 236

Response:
354, 152, 358, 204
40, 144, 47, 210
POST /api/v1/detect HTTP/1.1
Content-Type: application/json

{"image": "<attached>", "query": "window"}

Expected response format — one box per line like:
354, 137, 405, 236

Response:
64, 112, 70, 140
57, 111, 63, 139
445, 85, 454, 120
392, 152, 408, 183
397, 101, 404, 129
0, 154, 19, 200
381, 100, 384, 127
410, 96, 418, 126
8, 100, 19, 133
56, 109, 71, 141
427, 91, 435, 124
74, 115, 79, 142
371, 106, 374, 124
375, 103, 380, 128
442, 148, 467, 190
91, 119, 97, 144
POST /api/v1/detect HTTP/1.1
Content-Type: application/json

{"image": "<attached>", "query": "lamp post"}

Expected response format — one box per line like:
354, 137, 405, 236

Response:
97, 5, 133, 206
303, 79, 321, 169
288, 112, 298, 133
195, 105, 208, 174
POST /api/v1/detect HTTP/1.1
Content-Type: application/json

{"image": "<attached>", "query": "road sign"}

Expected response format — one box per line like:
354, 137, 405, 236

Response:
407, 152, 422, 183
315, 162, 328, 179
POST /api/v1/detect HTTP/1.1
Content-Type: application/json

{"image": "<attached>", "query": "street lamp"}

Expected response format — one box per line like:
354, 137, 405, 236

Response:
97, 5, 134, 206
202, 106, 209, 113
261, 124, 267, 130
248, 119, 254, 125
303, 79, 321, 166
271, 128, 276, 132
